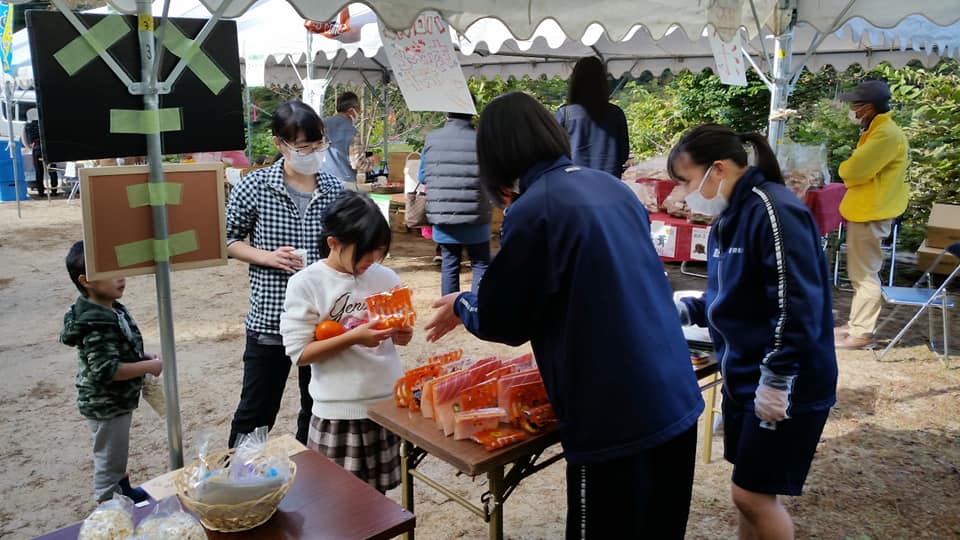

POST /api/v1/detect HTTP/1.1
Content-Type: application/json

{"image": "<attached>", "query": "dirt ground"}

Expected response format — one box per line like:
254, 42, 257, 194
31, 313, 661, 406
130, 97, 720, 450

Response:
1, 199, 958, 539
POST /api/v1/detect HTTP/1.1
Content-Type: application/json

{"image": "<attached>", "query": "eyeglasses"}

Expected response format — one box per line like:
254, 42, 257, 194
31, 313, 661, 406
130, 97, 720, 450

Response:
282, 138, 330, 153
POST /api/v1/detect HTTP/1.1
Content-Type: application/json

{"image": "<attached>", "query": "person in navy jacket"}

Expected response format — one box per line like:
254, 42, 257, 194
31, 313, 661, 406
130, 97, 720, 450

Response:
671, 124, 838, 540
425, 92, 704, 539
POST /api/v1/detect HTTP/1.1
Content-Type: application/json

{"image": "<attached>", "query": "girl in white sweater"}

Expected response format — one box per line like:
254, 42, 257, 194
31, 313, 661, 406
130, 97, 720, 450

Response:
280, 192, 412, 492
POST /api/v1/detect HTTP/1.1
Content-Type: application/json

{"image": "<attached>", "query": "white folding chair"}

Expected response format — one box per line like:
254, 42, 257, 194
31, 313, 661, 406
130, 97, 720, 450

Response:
873, 242, 960, 365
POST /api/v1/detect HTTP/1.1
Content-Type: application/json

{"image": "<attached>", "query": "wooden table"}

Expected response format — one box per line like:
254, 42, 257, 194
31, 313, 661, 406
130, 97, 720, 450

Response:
34, 449, 415, 540
368, 359, 722, 540
369, 399, 561, 540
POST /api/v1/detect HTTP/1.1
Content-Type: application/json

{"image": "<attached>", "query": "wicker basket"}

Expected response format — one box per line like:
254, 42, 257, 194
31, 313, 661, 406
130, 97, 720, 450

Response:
174, 449, 297, 532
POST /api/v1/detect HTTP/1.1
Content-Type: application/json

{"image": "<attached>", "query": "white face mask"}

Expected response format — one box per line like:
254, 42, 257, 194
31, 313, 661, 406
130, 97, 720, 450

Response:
848, 108, 861, 125
285, 147, 324, 175
684, 165, 728, 217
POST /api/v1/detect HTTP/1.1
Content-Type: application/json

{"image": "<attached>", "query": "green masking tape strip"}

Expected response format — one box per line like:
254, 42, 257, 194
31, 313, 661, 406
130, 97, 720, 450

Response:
115, 230, 198, 267
109, 108, 182, 134
53, 15, 130, 76
161, 22, 230, 95
126, 182, 183, 208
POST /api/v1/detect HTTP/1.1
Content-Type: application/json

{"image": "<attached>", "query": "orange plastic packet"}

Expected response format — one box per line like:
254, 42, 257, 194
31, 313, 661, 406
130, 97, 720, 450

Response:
365, 286, 415, 329
394, 363, 442, 408
521, 403, 557, 433
471, 427, 529, 451
452, 379, 498, 413
506, 381, 550, 428
427, 349, 463, 364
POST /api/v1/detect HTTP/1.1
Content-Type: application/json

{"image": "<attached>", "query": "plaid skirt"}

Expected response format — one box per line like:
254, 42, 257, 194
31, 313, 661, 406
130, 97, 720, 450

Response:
307, 416, 401, 492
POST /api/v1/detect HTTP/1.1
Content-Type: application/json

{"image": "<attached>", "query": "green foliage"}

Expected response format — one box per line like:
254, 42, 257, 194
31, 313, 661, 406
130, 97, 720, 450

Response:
790, 61, 960, 249
788, 99, 860, 177
615, 81, 688, 159
244, 59, 960, 250
672, 69, 771, 132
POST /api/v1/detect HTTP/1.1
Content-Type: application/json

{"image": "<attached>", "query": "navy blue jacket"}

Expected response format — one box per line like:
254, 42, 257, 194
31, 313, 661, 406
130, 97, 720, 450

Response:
556, 103, 630, 178
455, 156, 704, 465
681, 167, 838, 414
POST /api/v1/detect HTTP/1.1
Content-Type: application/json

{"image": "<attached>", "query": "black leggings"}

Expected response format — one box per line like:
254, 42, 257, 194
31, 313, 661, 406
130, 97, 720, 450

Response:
565, 424, 698, 540
228, 331, 312, 447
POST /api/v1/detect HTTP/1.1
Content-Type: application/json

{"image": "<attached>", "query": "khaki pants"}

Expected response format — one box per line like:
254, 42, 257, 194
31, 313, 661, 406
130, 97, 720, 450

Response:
846, 220, 892, 337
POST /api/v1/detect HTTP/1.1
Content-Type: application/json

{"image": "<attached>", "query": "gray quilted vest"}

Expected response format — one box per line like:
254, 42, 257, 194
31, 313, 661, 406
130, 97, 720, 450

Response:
422, 118, 492, 226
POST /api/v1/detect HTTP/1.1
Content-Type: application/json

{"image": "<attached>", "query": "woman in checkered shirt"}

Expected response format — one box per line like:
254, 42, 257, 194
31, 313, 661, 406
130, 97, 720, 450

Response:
224, 100, 345, 447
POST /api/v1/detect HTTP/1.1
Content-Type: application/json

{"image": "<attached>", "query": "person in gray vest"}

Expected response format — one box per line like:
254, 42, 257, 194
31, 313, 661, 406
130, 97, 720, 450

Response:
418, 108, 492, 295
320, 91, 379, 189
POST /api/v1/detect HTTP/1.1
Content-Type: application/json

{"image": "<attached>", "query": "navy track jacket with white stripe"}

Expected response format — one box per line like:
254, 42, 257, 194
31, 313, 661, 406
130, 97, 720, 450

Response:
682, 167, 838, 414
455, 156, 704, 465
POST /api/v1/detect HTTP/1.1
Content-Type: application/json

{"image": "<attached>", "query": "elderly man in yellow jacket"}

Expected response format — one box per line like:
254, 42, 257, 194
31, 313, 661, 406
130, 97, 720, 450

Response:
835, 80, 909, 349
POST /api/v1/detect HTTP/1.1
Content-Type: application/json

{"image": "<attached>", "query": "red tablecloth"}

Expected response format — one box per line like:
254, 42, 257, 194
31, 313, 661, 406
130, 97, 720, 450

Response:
648, 184, 843, 263
635, 178, 676, 208
804, 183, 846, 235
648, 212, 710, 263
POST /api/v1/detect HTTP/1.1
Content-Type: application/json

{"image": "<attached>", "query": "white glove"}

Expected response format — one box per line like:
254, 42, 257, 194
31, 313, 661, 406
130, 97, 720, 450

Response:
754, 366, 796, 424
676, 300, 691, 326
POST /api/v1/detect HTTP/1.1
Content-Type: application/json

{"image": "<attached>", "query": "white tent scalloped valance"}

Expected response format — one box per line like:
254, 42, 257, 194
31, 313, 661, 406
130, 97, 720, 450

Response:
24, 0, 959, 43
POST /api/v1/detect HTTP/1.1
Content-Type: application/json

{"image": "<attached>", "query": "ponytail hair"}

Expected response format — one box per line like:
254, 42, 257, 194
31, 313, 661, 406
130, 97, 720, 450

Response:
667, 124, 784, 185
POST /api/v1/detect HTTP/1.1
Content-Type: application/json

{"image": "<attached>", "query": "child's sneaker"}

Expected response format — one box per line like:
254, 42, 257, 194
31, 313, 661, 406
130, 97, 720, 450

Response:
118, 475, 150, 503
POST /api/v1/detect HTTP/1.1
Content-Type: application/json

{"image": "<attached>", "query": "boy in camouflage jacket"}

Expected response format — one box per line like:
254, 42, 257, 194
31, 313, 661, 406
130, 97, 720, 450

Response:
60, 241, 162, 503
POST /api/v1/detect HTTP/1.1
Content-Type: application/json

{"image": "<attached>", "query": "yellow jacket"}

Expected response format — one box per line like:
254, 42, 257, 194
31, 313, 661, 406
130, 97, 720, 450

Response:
838, 112, 909, 222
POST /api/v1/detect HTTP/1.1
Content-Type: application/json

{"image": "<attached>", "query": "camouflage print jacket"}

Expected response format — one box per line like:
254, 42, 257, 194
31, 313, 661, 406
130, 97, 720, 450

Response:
60, 296, 145, 420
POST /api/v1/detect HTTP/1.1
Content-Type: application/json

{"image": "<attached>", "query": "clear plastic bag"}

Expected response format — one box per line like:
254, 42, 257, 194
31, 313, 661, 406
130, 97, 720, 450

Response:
131, 496, 205, 539
623, 180, 660, 214
141, 374, 165, 418
780, 142, 830, 198
77, 493, 134, 540
621, 155, 670, 181
189, 427, 290, 505
662, 184, 690, 219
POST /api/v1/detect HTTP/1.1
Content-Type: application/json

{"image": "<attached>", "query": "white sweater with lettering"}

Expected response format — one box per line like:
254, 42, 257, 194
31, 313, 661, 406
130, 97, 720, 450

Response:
280, 261, 403, 420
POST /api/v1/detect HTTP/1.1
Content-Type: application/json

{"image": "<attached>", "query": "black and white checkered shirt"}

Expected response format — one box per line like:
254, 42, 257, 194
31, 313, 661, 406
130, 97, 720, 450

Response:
226, 159, 345, 334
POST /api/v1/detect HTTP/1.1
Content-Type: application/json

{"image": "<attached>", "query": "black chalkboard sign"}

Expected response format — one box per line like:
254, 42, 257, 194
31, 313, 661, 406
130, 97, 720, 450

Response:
26, 11, 244, 162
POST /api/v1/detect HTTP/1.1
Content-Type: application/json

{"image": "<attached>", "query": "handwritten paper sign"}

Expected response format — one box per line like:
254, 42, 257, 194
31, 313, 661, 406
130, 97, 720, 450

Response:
709, 30, 747, 87
650, 220, 677, 259
381, 11, 476, 115
302, 78, 330, 114
691, 227, 710, 261
244, 52, 266, 87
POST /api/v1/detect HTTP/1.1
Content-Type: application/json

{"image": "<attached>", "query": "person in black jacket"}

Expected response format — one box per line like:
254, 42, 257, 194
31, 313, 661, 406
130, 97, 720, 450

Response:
22, 108, 57, 196
671, 125, 838, 540
426, 92, 704, 539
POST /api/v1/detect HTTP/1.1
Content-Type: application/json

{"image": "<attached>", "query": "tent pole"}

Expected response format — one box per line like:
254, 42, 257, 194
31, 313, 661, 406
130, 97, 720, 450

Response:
767, 0, 797, 155
767, 29, 793, 154
245, 83, 253, 159
381, 72, 388, 173
136, 0, 183, 470
306, 31, 314, 81
4, 79, 21, 218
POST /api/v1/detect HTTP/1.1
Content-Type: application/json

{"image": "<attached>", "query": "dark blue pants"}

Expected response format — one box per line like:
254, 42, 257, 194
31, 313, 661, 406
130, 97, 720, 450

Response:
229, 331, 312, 447
439, 242, 490, 296
565, 424, 697, 539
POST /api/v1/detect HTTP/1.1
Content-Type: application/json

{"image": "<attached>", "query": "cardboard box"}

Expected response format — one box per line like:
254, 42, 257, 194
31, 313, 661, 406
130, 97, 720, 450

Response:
926, 203, 960, 249
916, 240, 960, 275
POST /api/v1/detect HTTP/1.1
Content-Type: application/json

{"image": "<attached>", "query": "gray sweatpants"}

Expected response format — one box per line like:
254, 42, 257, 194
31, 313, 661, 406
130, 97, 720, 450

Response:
87, 413, 132, 502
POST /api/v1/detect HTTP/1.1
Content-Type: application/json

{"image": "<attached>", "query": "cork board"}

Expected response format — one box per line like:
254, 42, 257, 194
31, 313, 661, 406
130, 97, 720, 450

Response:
80, 163, 227, 280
